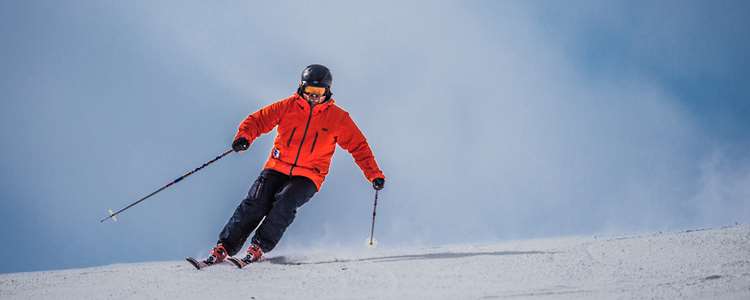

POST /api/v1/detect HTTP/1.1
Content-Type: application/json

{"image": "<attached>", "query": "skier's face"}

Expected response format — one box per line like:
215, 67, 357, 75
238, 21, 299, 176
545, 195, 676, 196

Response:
304, 93, 325, 104
302, 86, 327, 104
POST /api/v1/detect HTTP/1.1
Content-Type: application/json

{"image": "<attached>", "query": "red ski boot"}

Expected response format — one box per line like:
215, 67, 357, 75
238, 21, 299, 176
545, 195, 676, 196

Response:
228, 244, 263, 269
186, 243, 228, 270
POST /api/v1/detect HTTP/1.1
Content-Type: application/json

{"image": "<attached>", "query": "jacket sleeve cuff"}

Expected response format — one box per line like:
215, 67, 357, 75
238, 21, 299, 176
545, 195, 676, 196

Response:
234, 132, 253, 143
367, 172, 385, 182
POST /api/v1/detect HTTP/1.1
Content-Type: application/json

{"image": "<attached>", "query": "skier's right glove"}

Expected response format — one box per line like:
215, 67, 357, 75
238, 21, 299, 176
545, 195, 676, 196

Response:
372, 178, 385, 191
232, 137, 250, 152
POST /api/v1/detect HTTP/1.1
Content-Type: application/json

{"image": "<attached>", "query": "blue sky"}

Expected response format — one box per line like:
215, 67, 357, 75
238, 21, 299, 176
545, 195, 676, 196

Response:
1, 1, 749, 274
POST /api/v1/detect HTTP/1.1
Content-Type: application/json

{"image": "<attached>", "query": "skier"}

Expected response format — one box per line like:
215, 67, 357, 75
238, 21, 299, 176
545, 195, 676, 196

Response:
198, 64, 385, 268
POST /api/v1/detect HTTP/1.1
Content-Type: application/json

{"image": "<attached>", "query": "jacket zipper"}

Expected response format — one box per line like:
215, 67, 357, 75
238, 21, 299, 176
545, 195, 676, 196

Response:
309, 132, 319, 153
286, 127, 297, 147
289, 104, 314, 176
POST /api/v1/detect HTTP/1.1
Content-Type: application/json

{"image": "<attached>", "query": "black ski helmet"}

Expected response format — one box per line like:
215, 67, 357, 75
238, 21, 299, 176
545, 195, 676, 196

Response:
297, 64, 333, 101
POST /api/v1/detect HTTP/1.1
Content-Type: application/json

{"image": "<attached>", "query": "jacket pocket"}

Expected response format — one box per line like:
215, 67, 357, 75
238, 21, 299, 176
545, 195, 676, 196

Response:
309, 131, 319, 153
286, 127, 297, 147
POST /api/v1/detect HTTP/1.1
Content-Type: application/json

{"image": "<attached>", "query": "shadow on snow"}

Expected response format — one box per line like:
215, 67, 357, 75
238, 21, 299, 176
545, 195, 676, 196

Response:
267, 250, 551, 265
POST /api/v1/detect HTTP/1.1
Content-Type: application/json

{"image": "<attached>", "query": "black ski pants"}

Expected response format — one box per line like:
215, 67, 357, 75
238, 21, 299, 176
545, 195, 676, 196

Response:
218, 169, 317, 255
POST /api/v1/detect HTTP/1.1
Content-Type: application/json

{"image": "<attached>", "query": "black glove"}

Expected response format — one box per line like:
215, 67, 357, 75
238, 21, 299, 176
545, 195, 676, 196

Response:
232, 137, 250, 152
372, 178, 385, 190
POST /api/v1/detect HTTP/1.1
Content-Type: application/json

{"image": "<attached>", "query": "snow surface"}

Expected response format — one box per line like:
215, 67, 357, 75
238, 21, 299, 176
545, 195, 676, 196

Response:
1, 225, 748, 299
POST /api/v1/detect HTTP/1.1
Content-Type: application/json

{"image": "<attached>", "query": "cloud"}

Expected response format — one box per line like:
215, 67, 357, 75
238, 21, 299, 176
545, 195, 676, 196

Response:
117, 1, 746, 245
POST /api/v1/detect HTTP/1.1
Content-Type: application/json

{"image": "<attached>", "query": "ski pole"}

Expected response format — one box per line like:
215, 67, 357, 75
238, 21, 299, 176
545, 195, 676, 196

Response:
368, 189, 379, 246
100, 149, 234, 223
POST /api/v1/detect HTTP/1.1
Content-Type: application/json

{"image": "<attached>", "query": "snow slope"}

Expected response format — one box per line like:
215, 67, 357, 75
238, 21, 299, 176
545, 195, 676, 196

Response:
1, 225, 748, 299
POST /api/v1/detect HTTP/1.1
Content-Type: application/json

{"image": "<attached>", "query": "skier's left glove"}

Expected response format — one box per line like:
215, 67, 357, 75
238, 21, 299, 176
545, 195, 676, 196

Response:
232, 137, 250, 152
372, 178, 385, 190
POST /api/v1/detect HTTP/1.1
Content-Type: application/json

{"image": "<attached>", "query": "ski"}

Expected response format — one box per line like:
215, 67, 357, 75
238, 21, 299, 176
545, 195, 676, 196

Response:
185, 257, 223, 270
227, 256, 253, 269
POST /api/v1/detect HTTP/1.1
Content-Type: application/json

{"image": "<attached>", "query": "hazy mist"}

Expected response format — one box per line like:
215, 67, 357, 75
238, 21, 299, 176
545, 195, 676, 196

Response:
1, 1, 748, 273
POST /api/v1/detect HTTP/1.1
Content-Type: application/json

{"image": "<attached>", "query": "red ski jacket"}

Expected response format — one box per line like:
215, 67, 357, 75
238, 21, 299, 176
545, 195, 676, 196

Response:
234, 94, 385, 190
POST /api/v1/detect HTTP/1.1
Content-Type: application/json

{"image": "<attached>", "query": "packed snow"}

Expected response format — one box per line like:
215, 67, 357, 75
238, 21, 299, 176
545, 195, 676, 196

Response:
1, 225, 748, 299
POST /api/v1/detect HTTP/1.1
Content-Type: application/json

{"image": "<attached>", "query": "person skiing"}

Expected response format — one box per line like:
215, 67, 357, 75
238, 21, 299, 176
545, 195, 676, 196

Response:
198, 64, 385, 267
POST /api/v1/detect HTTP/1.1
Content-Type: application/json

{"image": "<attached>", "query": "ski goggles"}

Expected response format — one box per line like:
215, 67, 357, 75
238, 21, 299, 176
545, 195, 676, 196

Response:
303, 86, 327, 96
